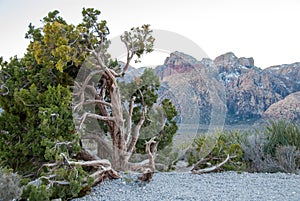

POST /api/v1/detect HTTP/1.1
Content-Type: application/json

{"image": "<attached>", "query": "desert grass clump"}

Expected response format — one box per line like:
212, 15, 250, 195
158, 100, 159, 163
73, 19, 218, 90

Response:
241, 132, 283, 172
275, 145, 300, 173
264, 120, 300, 156
241, 121, 300, 173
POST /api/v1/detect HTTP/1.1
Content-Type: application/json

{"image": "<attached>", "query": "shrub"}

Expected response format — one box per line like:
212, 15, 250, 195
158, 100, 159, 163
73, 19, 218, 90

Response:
0, 167, 23, 201
188, 131, 246, 171
241, 131, 283, 172
264, 120, 300, 156
275, 145, 300, 173
241, 122, 300, 173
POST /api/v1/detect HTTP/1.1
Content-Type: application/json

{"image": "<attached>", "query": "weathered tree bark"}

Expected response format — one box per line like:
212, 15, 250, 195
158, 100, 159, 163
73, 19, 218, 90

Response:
73, 25, 157, 181
74, 53, 156, 173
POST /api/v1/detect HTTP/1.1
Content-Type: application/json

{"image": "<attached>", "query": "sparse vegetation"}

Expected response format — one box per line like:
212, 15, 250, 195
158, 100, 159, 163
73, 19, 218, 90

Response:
186, 121, 300, 174
241, 121, 300, 173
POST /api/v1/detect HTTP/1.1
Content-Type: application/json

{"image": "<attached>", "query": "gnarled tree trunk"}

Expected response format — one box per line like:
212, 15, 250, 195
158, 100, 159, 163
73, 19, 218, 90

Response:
73, 25, 157, 175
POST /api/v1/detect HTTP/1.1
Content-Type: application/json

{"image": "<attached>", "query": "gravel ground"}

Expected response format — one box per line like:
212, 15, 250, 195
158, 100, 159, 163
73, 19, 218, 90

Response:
72, 171, 300, 201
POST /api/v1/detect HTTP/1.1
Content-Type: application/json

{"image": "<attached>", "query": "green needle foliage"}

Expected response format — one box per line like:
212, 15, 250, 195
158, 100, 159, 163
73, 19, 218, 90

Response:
0, 8, 113, 200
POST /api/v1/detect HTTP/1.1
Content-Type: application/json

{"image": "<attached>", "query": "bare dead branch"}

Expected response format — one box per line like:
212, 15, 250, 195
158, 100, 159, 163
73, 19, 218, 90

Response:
82, 70, 103, 92
127, 105, 147, 153
120, 36, 134, 76
28, 174, 71, 191
84, 99, 112, 107
126, 88, 147, 154
72, 81, 82, 96
0, 84, 9, 96
73, 69, 103, 111
52, 141, 73, 150
60, 153, 111, 168
79, 112, 115, 129
145, 137, 158, 170
92, 51, 116, 83
192, 154, 231, 174
108, 68, 119, 77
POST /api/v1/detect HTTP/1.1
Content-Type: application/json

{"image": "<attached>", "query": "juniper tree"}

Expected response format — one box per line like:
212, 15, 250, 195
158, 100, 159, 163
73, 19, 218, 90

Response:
0, 7, 178, 199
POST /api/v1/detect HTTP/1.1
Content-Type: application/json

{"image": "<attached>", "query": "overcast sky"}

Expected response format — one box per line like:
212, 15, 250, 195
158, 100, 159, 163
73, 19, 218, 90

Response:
0, 0, 299, 68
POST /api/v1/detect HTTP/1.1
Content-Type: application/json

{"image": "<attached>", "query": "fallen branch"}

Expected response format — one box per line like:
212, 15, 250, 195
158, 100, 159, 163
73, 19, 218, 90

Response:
28, 174, 70, 190
60, 153, 111, 168
192, 154, 231, 174
90, 166, 121, 185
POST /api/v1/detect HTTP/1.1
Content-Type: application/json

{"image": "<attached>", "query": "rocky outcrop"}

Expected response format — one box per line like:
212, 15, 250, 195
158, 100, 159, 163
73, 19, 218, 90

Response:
213, 53, 300, 124
263, 92, 300, 122
155, 51, 225, 127
154, 51, 198, 79
264, 63, 300, 93
225, 69, 282, 122
214, 52, 254, 84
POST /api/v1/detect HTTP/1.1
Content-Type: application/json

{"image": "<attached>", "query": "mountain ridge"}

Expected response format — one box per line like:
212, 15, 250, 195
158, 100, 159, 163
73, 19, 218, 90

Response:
132, 51, 300, 125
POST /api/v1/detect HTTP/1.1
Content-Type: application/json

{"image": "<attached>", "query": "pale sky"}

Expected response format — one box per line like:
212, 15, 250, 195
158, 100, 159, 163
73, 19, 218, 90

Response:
0, 0, 299, 68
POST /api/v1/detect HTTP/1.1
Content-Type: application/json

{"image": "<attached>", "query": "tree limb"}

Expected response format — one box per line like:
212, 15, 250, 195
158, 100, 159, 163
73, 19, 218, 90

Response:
60, 153, 111, 168
84, 99, 112, 107
145, 137, 158, 170
79, 112, 115, 129
192, 154, 231, 174
73, 69, 103, 111
126, 105, 147, 153
127, 89, 147, 153
0, 84, 9, 96
125, 97, 135, 144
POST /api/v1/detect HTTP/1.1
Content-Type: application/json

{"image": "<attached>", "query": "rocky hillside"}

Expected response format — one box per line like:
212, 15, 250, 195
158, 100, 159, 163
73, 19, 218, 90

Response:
263, 92, 300, 123
154, 52, 226, 128
153, 51, 300, 125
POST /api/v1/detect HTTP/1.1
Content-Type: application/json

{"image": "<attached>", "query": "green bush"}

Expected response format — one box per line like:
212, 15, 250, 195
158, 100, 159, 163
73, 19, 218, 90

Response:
188, 131, 246, 171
